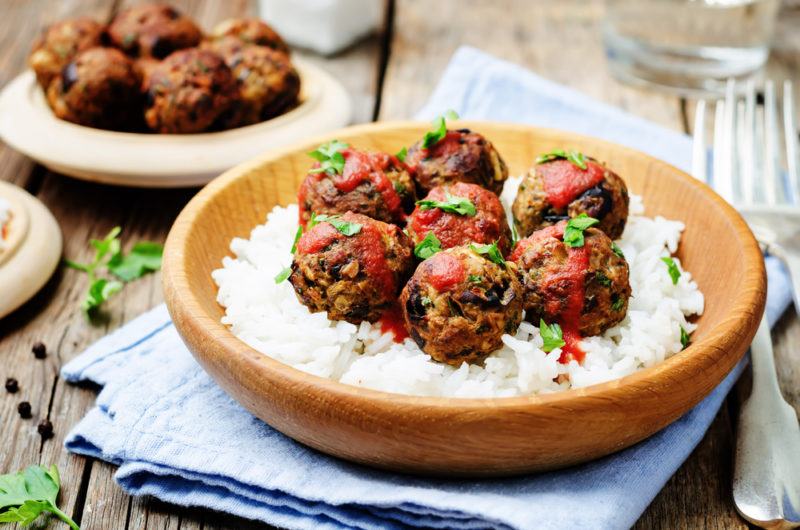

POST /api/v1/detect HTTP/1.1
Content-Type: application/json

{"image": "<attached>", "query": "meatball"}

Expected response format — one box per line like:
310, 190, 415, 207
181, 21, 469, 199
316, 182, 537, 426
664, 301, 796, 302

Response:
204, 36, 300, 126
400, 246, 523, 366
29, 17, 105, 88
108, 3, 202, 59
407, 182, 513, 256
210, 18, 289, 54
289, 212, 414, 324
298, 146, 416, 226
144, 48, 240, 133
46, 47, 141, 130
405, 128, 508, 195
512, 155, 629, 240
510, 222, 631, 338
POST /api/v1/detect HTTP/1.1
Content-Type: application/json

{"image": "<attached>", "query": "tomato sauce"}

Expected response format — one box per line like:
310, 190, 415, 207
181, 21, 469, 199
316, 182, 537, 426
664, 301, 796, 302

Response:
425, 252, 466, 292
539, 159, 605, 209
296, 222, 342, 254
379, 303, 409, 342
405, 131, 464, 172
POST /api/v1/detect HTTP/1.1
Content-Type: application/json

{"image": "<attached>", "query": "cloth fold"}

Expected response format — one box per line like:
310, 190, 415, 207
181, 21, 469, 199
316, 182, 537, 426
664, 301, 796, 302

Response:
63, 46, 792, 530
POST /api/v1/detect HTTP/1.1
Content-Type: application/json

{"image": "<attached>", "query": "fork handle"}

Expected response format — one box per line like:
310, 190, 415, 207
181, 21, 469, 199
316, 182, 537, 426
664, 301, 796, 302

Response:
771, 244, 800, 315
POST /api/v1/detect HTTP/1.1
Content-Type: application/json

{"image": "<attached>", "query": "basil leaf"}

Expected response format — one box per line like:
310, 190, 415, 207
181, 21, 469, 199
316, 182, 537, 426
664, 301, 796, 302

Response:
416, 192, 477, 216
414, 231, 442, 259
661, 256, 681, 285
396, 147, 407, 162
308, 140, 349, 175
274, 267, 292, 284
611, 242, 625, 258
680, 326, 690, 349
470, 241, 505, 266
539, 319, 565, 353
422, 110, 459, 149
563, 214, 599, 247
535, 149, 588, 170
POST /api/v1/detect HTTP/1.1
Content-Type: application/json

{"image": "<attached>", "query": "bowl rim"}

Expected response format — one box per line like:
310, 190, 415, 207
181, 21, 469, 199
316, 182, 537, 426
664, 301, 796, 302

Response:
163, 120, 766, 411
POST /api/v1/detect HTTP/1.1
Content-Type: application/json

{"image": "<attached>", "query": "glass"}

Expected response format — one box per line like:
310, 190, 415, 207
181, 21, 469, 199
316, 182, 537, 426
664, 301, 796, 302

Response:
603, 0, 781, 95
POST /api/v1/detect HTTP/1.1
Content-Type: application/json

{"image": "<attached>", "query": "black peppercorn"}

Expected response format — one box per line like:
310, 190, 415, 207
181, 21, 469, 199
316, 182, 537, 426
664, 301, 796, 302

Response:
17, 401, 32, 419
37, 420, 54, 440
32, 342, 47, 359
5, 378, 19, 393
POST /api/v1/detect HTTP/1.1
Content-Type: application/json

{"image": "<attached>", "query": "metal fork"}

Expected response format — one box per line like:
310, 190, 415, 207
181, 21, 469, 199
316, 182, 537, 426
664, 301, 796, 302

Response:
693, 79, 800, 529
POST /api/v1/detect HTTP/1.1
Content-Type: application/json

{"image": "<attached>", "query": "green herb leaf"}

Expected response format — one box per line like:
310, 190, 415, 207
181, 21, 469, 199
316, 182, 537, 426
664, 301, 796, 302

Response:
416, 193, 477, 216
611, 295, 625, 312
414, 231, 442, 260
595, 271, 612, 287
421, 296, 432, 307
313, 214, 362, 236
274, 267, 292, 284
290, 226, 303, 254
680, 326, 690, 349
539, 319, 566, 353
535, 149, 588, 170
467, 274, 483, 284
308, 140, 349, 175
661, 256, 681, 285
0, 465, 79, 529
81, 278, 123, 314
108, 242, 163, 282
470, 241, 505, 266
511, 223, 520, 247
396, 147, 407, 162
563, 214, 599, 247
422, 110, 459, 149
611, 242, 625, 258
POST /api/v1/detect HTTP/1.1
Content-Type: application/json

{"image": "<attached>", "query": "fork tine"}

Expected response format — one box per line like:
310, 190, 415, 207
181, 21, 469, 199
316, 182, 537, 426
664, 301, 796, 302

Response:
764, 80, 784, 204
692, 99, 707, 182
741, 79, 757, 205
784, 80, 799, 205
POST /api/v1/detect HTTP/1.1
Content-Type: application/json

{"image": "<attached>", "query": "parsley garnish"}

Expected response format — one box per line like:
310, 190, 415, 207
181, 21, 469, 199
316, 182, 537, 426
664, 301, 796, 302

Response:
468, 274, 483, 284
414, 231, 442, 259
511, 223, 520, 247
539, 319, 565, 353
274, 267, 292, 284
595, 271, 612, 286
535, 149, 588, 170
308, 140, 349, 175
611, 242, 625, 258
680, 326, 690, 349
611, 295, 625, 312
661, 256, 681, 285
0, 464, 80, 529
311, 214, 362, 236
396, 147, 407, 162
563, 214, 599, 247
416, 193, 477, 216
470, 241, 505, 266
290, 226, 302, 254
421, 296, 432, 306
422, 110, 459, 149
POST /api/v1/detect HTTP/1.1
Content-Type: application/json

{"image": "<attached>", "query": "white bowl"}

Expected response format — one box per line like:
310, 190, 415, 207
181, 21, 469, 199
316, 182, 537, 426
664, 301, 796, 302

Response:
0, 58, 351, 188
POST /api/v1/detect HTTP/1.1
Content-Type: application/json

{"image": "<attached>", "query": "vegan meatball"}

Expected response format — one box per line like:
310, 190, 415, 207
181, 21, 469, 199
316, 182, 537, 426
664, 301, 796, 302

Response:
405, 128, 508, 195
144, 48, 240, 133
400, 245, 523, 366
29, 17, 105, 88
510, 221, 630, 354
204, 36, 300, 126
210, 18, 290, 54
46, 47, 141, 130
288, 212, 414, 324
407, 181, 513, 256
108, 3, 202, 59
298, 143, 417, 227
512, 152, 629, 240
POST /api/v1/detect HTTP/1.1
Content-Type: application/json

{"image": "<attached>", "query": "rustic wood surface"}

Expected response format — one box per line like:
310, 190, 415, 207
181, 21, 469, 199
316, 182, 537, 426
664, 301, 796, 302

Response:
0, 0, 796, 528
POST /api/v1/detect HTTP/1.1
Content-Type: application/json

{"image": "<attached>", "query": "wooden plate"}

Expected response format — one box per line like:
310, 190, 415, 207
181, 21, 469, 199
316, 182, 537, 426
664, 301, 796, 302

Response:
0, 181, 62, 319
0, 58, 350, 188
162, 121, 766, 476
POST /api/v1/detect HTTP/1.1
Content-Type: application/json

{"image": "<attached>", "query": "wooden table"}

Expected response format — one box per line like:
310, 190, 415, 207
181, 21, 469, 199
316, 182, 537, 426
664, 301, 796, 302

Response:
1, 1, 798, 528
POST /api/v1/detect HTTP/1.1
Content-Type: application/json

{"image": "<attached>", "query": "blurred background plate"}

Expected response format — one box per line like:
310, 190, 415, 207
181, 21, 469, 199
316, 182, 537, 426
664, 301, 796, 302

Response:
0, 58, 350, 188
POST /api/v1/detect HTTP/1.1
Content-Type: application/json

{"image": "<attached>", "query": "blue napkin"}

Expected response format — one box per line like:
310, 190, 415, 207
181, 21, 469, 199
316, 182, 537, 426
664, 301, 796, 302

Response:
63, 46, 793, 530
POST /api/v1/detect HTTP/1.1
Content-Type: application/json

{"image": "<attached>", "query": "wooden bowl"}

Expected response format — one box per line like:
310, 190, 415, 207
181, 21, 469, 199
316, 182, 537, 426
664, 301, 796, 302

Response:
163, 121, 766, 476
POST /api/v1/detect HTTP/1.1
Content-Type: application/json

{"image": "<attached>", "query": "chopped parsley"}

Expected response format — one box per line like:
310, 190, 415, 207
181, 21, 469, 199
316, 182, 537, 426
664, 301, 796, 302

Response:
290, 226, 302, 254
563, 214, 599, 247
611, 295, 625, 312
535, 149, 588, 170
661, 256, 681, 285
421, 296, 433, 306
416, 193, 477, 216
414, 231, 442, 259
511, 222, 520, 247
470, 241, 505, 266
539, 319, 565, 353
680, 326, 691, 349
308, 140, 349, 175
310, 214, 362, 236
396, 147, 407, 162
611, 242, 625, 258
274, 267, 292, 284
422, 110, 459, 149
467, 274, 483, 284
595, 271, 612, 286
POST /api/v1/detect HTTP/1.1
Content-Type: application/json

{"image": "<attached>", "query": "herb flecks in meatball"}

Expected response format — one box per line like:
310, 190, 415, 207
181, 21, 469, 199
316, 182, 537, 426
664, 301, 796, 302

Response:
29, 17, 105, 89
400, 245, 523, 366
510, 219, 631, 363
298, 142, 416, 226
288, 212, 414, 324
512, 150, 629, 240
408, 182, 513, 256
108, 3, 202, 59
405, 114, 508, 195
211, 18, 290, 55
46, 47, 141, 131
144, 48, 240, 133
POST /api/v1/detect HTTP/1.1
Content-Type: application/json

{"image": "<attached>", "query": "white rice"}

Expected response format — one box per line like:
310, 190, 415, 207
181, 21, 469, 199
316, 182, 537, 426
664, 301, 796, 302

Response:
212, 176, 704, 398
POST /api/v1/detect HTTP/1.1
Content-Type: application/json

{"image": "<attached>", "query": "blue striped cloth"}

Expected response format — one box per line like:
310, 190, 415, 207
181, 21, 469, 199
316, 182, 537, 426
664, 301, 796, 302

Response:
62, 47, 792, 530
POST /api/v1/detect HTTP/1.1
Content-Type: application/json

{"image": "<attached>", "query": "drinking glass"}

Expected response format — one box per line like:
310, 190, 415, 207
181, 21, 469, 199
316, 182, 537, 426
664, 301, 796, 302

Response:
603, 0, 781, 95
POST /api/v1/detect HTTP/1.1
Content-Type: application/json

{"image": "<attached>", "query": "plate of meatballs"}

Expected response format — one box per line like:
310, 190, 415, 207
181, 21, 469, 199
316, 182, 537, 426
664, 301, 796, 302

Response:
0, 4, 350, 187
163, 119, 765, 474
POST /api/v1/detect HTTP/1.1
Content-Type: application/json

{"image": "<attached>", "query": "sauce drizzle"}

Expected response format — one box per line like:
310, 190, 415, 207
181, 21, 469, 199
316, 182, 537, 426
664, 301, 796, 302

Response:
539, 159, 605, 209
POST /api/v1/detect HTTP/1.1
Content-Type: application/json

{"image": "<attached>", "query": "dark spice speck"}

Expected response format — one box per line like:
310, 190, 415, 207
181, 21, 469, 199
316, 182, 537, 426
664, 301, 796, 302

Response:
18, 401, 32, 419
37, 420, 54, 440
32, 342, 47, 359
5, 378, 19, 393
